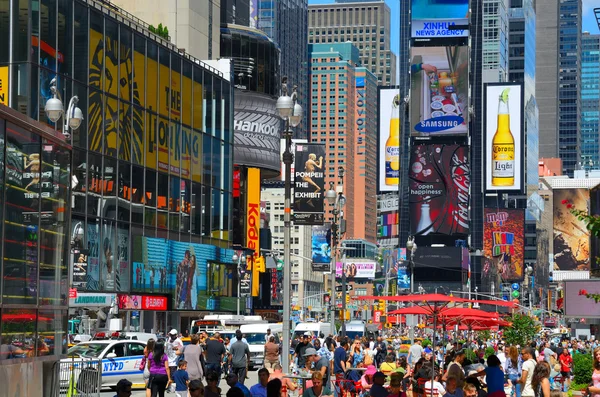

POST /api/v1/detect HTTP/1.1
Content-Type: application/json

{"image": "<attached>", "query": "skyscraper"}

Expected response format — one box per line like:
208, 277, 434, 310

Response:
580, 32, 600, 169
308, 0, 397, 85
257, 0, 309, 138
482, 0, 509, 81
535, 0, 582, 175
309, 43, 378, 242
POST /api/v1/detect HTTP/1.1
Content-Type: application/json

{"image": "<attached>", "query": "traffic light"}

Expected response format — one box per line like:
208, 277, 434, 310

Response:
255, 256, 266, 273
378, 300, 385, 312
251, 256, 266, 297
346, 295, 350, 304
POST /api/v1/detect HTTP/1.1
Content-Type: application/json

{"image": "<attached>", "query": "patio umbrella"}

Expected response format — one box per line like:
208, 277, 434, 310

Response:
355, 293, 469, 397
439, 307, 499, 318
471, 299, 517, 308
388, 306, 432, 316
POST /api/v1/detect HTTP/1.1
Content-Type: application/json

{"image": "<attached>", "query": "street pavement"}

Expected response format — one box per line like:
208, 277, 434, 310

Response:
100, 369, 260, 397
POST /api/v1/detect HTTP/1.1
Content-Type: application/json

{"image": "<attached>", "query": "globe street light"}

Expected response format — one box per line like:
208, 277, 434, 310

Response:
44, 78, 83, 139
278, 76, 302, 372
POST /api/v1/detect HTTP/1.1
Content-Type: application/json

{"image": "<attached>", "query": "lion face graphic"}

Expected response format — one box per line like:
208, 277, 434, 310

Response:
89, 30, 143, 163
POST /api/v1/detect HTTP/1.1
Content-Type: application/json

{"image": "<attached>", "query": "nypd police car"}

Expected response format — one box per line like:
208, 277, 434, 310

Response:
62, 339, 146, 389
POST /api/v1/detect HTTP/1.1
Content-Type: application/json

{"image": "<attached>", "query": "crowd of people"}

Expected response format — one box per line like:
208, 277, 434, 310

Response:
110, 328, 600, 397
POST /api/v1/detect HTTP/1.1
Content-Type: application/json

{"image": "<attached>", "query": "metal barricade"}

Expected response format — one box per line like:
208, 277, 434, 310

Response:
52, 357, 103, 397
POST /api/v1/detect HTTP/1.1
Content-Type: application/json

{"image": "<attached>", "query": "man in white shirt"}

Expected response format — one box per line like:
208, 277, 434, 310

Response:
520, 347, 537, 397
496, 344, 507, 368
166, 329, 184, 375
408, 339, 424, 368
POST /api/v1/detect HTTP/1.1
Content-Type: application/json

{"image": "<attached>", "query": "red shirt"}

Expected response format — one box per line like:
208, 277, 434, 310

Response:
559, 352, 572, 372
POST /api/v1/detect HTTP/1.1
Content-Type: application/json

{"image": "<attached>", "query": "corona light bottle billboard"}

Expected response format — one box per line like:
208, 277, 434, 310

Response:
491, 88, 515, 186
385, 95, 401, 186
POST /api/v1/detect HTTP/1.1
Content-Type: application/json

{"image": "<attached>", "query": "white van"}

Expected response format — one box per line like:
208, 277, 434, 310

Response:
292, 322, 333, 340
345, 320, 365, 340
239, 323, 283, 369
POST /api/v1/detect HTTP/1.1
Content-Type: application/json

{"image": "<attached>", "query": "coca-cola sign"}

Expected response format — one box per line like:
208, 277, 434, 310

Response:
409, 144, 470, 236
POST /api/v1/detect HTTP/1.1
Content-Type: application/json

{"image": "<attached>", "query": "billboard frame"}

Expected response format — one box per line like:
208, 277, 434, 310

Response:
377, 85, 402, 194
483, 82, 525, 195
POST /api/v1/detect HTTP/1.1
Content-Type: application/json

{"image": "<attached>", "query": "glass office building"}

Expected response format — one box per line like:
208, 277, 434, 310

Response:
0, 0, 236, 345
580, 33, 600, 169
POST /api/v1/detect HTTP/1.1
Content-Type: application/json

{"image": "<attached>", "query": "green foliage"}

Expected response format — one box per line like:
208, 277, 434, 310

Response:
484, 347, 496, 359
422, 339, 432, 348
572, 353, 593, 385
463, 348, 478, 363
502, 313, 538, 347
148, 23, 169, 39
476, 330, 491, 341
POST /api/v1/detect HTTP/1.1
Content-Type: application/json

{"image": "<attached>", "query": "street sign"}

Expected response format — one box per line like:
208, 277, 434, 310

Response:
335, 285, 353, 292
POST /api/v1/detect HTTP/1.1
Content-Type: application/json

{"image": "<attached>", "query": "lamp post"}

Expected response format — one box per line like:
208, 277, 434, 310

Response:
44, 78, 84, 139
276, 77, 302, 371
232, 252, 247, 316
525, 265, 534, 310
406, 236, 417, 343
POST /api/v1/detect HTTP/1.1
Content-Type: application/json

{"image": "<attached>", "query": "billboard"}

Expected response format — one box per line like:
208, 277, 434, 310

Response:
411, 0, 469, 39
293, 143, 326, 225
378, 88, 401, 193
397, 248, 410, 290
590, 184, 600, 277
247, 168, 261, 261
117, 294, 168, 311
563, 280, 600, 318
483, 208, 525, 282
311, 224, 331, 272
336, 261, 376, 279
553, 189, 590, 271
409, 144, 469, 236
0, 66, 8, 105
72, 251, 88, 289
484, 83, 524, 192
234, 91, 282, 173
410, 46, 469, 137
270, 269, 283, 306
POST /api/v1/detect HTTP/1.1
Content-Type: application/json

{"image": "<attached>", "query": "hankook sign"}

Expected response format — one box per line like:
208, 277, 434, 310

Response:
233, 90, 282, 175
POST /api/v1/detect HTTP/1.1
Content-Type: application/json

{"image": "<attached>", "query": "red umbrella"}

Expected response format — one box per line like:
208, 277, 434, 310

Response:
471, 299, 517, 308
439, 307, 499, 319
388, 306, 432, 316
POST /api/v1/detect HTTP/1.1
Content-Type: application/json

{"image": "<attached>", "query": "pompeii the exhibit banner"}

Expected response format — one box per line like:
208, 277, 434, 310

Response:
409, 144, 470, 236
293, 143, 326, 225
483, 208, 525, 282
553, 188, 590, 271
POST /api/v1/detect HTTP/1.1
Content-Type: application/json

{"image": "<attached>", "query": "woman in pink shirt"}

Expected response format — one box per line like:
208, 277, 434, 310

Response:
148, 343, 172, 397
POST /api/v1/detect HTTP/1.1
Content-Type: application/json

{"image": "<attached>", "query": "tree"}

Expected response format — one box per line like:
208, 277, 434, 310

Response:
502, 313, 538, 347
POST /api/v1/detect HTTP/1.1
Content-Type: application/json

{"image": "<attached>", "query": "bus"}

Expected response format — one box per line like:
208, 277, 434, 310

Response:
190, 315, 267, 334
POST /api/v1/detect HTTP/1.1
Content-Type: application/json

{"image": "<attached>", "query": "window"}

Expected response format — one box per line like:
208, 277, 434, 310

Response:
127, 343, 146, 356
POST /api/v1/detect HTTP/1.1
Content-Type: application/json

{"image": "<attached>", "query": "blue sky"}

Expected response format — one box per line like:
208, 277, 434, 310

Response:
310, 0, 600, 45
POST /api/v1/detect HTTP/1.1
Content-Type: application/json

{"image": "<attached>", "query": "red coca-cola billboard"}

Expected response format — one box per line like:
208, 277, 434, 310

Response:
409, 144, 470, 235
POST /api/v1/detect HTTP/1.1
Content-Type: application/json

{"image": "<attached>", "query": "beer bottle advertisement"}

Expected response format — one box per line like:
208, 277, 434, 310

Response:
408, 144, 470, 236
484, 83, 523, 192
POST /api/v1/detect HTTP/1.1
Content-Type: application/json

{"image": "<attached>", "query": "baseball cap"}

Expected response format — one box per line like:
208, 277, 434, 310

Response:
304, 332, 312, 337
169, 329, 178, 335
303, 348, 318, 356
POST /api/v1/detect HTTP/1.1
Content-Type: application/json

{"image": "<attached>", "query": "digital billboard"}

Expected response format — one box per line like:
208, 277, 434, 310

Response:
411, 0, 469, 39
590, 184, 600, 277
563, 280, 600, 318
293, 143, 326, 225
553, 189, 590, 271
311, 224, 331, 272
378, 88, 402, 193
409, 144, 469, 236
484, 83, 524, 193
483, 208, 525, 282
336, 261, 376, 279
410, 46, 469, 136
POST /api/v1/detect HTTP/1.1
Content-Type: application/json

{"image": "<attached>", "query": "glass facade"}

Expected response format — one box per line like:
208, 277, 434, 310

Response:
0, 109, 71, 361
580, 33, 600, 169
0, 0, 235, 312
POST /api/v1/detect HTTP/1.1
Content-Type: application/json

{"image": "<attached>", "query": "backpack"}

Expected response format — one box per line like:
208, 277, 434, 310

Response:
364, 350, 373, 365
175, 344, 187, 366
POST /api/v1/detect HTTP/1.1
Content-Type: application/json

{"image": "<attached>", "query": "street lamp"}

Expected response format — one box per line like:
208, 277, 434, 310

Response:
326, 168, 346, 336
525, 265, 534, 310
45, 78, 83, 139
232, 252, 247, 316
406, 236, 417, 342
277, 77, 302, 372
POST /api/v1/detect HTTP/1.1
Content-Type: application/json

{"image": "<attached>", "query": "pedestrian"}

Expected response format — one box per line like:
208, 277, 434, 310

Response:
472, 355, 505, 397
520, 347, 537, 397
250, 368, 270, 397
142, 338, 156, 397
369, 372, 389, 397
443, 350, 466, 388
531, 362, 551, 397
589, 347, 600, 397
205, 332, 227, 385
408, 339, 424, 368
269, 363, 298, 394
350, 339, 364, 368
173, 360, 190, 397
188, 379, 205, 397
307, 347, 330, 385
443, 376, 462, 397
462, 383, 478, 397
374, 337, 387, 367
267, 378, 283, 397
333, 338, 350, 386
230, 330, 251, 384
264, 335, 280, 371
303, 371, 332, 397
167, 329, 184, 376
295, 333, 314, 369
114, 379, 133, 397
148, 342, 173, 397
205, 371, 222, 397
505, 346, 522, 397
227, 373, 252, 397
558, 348, 572, 389
183, 334, 204, 381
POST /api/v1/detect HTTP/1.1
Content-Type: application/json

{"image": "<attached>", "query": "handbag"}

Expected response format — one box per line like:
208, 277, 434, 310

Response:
140, 356, 147, 371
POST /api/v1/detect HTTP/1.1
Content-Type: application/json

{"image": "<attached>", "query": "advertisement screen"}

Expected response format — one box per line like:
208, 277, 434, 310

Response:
336, 261, 376, 279
311, 224, 331, 272
410, 46, 469, 136
72, 251, 88, 289
409, 144, 469, 236
293, 143, 326, 225
484, 83, 524, 192
564, 280, 600, 318
378, 88, 402, 193
270, 269, 283, 306
553, 189, 590, 271
483, 208, 525, 282
397, 248, 410, 290
411, 0, 469, 39
118, 295, 168, 311
590, 185, 600, 277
